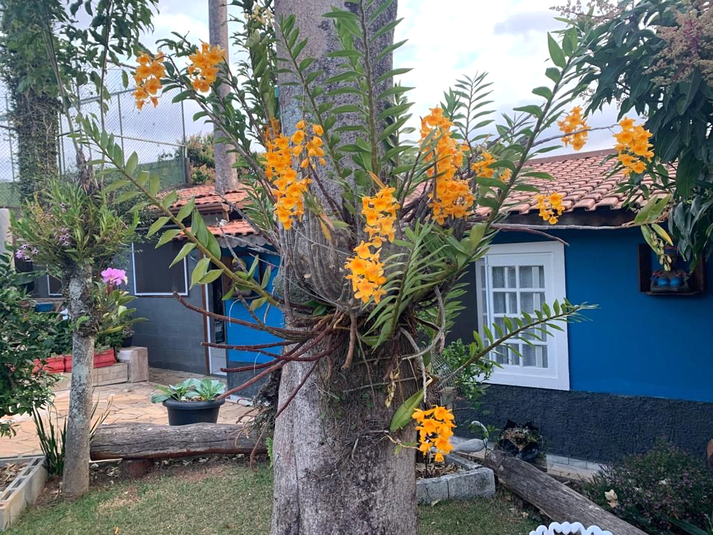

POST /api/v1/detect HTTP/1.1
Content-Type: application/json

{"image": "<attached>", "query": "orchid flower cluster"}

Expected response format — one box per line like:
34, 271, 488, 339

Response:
420, 108, 474, 225
264, 120, 326, 230
412, 405, 456, 463
100, 267, 128, 287
614, 117, 654, 175
536, 192, 566, 225
133, 52, 165, 110
187, 43, 225, 93
557, 105, 589, 151
345, 177, 400, 304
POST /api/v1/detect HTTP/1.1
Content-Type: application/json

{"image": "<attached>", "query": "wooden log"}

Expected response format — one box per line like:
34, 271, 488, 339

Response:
90, 423, 265, 461
482, 450, 647, 535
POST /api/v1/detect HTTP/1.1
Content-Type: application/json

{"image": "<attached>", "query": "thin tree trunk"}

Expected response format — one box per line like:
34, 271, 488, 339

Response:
62, 264, 95, 500
209, 0, 237, 194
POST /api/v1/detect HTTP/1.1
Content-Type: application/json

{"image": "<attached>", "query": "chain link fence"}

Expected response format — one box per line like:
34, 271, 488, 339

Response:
0, 70, 191, 208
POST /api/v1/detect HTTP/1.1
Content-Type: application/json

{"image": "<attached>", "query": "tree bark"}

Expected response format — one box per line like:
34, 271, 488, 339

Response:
14, 90, 60, 200
209, 0, 237, 194
90, 423, 265, 460
270, 2, 412, 533
62, 264, 95, 500
271, 343, 418, 535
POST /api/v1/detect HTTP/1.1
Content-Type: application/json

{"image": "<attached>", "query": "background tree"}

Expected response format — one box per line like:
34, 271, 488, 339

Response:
88, 0, 600, 531
8, 0, 157, 500
0, 0, 61, 200
566, 0, 713, 263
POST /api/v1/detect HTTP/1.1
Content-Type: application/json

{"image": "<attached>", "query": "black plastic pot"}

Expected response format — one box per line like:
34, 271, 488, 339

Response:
121, 335, 133, 348
163, 398, 225, 426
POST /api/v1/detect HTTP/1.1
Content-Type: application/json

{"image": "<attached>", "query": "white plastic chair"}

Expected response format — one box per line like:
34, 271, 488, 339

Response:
529, 522, 613, 535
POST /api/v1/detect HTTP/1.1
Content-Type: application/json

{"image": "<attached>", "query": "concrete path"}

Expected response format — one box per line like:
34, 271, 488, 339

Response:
0, 368, 251, 458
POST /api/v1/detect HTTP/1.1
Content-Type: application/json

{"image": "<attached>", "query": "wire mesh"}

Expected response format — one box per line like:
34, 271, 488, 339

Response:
0, 69, 189, 208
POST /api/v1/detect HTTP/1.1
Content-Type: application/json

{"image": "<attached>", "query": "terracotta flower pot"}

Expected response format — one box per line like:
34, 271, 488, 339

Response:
63, 349, 116, 372
32, 356, 65, 374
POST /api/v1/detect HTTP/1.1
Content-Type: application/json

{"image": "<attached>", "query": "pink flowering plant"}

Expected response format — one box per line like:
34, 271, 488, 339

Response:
101, 268, 128, 287
11, 179, 139, 337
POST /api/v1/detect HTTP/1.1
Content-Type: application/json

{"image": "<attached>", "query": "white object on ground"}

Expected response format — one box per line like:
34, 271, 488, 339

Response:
530, 522, 613, 535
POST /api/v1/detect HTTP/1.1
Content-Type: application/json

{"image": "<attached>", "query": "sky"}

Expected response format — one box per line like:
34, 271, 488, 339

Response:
0, 0, 624, 185
145, 0, 622, 152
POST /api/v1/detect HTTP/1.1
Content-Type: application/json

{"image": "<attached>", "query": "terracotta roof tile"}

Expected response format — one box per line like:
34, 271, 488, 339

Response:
176, 219, 256, 240
474, 148, 652, 217
168, 184, 250, 210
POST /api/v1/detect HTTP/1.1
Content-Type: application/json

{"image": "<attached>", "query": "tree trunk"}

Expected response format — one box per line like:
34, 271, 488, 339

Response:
14, 90, 60, 200
271, 1, 408, 532
271, 345, 418, 535
209, 0, 237, 194
62, 264, 95, 500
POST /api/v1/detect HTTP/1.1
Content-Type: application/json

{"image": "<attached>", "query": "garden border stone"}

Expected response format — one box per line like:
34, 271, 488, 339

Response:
416, 453, 495, 505
0, 456, 47, 531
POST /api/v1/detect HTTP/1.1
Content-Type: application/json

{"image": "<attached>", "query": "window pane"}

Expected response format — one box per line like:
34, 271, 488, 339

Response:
521, 291, 545, 313
520, 265, 545, 288
522, 345, 547, 368
493, 292, 506, 313
507, 267, 516, 288
492, 267, 505, 288
493, 292, 517, 314
133, 241, 188, 294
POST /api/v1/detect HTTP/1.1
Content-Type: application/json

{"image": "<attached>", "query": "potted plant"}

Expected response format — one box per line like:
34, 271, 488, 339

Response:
496, 420, 547, 471
151, 378, 226, 425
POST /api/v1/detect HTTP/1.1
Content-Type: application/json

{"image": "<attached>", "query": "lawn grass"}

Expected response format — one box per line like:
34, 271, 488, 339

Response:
6, 459, 540, 535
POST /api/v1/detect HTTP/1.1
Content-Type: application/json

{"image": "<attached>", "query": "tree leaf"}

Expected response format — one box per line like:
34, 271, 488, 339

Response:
389, 388, 424, 432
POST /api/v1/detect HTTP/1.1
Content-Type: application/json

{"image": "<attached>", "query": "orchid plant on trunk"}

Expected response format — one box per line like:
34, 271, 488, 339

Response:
70, 0, 671, 532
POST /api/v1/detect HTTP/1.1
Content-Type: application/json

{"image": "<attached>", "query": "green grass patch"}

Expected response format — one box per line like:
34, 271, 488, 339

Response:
6, 460, 539, 535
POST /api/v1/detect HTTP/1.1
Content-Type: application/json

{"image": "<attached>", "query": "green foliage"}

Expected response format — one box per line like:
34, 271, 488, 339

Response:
584, 440, 713, 535
0, 252, 58, 438
12, 179, 137, 276
570, 0, 713, 263
671, 510, 713, 535
32, 400, 111, 476
151, 378, 227, 403
439, 339, 495, 411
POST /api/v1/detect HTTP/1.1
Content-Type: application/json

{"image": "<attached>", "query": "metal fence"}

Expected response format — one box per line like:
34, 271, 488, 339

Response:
0, 70, 190, 208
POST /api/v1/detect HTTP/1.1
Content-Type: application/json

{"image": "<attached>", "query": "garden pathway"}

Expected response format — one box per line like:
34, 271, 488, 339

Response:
0, 368, 251, 458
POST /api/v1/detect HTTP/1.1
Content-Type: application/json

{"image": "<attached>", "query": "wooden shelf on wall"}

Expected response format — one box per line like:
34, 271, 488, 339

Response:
637, 244, 706, 296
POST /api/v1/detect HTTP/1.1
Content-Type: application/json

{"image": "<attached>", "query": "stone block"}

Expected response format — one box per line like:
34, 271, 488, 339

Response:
94, 363, 128, 386
416, 475, 449, 505
117, 347, 149, 383
0, 456, 47, 532
416, 454, 495, 504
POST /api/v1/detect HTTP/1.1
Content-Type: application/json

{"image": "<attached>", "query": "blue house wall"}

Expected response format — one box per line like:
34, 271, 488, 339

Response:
493, 228, 713, 403
225, 251, 284, 396
457, 227, 713, 461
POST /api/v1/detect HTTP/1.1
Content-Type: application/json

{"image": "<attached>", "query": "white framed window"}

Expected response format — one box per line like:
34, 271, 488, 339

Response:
131, 241, 189, 297
475, 241, 570, 390
46, 275, 62, 297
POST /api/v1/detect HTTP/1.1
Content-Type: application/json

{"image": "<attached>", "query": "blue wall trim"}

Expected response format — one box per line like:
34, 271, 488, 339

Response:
491, 228, 713, 403
225, 252, 283, 366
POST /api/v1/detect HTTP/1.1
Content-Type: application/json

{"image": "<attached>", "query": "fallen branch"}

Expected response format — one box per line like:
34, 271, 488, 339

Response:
90, 423, 265, 460
482, 450, 647, 535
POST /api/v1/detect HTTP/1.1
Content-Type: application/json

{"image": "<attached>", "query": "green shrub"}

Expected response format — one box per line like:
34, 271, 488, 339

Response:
0, 252, 58, 437
584, 440, 713, 534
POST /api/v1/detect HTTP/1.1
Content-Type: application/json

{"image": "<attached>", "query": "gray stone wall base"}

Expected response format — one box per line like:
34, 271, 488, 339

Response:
416, 454, 495, 505
0, 456, 47, 531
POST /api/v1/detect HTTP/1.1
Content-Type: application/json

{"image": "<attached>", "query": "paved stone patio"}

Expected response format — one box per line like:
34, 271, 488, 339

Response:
0, 368, 251, 458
